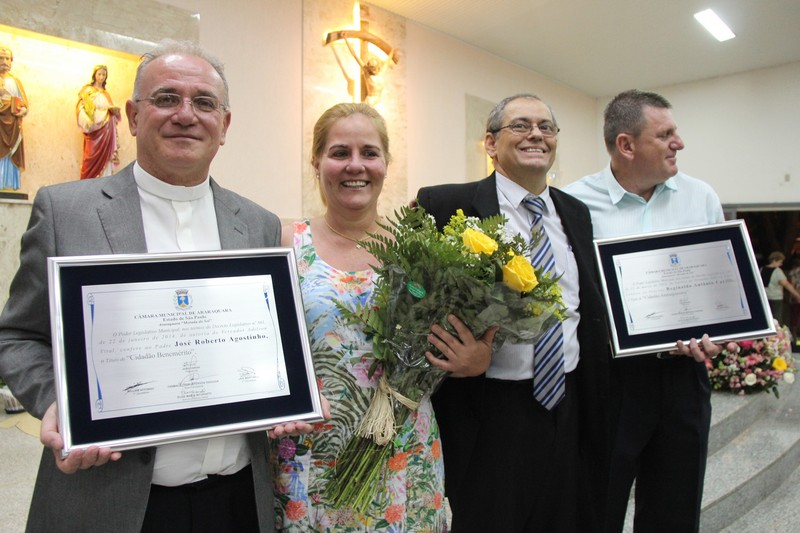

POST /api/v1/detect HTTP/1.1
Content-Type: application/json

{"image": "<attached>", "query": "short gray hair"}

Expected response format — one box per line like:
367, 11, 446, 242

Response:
132, 39, 229, 107
485, 93, 558, 133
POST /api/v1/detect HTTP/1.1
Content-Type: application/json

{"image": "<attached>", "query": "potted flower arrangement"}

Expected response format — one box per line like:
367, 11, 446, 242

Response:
705, 324, 795, 397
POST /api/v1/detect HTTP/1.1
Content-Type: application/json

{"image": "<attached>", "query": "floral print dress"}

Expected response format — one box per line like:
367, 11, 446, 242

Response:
271, 221, 446, 532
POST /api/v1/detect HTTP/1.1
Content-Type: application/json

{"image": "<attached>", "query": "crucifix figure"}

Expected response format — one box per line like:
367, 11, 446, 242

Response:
325, 20, 398, 105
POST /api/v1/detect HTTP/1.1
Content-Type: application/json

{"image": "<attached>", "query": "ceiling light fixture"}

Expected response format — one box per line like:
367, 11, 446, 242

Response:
694, 9, 735, 42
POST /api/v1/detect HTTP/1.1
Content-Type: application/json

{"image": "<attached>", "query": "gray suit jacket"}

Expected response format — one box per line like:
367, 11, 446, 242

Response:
0, 164, 281, 533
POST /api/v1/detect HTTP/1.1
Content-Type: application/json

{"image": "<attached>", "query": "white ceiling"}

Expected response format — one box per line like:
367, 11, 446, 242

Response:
367, 0, 800, 97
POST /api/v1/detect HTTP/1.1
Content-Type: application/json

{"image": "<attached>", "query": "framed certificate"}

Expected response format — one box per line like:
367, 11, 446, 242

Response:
594, 220, 775, 358
48, 248, 323, 455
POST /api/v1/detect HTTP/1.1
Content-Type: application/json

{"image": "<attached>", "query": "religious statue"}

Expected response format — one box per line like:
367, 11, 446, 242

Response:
0, 46, 28, 191
326, 28, 398, 105
76, 65, 121, 179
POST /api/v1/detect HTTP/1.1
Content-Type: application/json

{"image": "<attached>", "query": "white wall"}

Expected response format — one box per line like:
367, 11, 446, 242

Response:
404, 22, 599, 198
587, 61, 800, 206
655, 61, 800, 206
162, 0, 304, 218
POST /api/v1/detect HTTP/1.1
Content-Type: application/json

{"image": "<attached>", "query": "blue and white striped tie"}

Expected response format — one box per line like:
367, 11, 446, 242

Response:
522, 195, 566, 410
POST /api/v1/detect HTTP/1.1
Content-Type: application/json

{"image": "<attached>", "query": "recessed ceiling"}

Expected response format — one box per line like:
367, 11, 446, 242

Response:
367, 0, 800, 97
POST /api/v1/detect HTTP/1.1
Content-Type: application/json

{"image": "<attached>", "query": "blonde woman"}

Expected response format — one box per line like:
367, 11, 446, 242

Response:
271, 103, 494, 531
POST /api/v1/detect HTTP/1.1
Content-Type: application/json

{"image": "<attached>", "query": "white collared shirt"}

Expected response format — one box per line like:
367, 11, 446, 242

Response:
486, 172, 581, 380
133, 163, 250, 486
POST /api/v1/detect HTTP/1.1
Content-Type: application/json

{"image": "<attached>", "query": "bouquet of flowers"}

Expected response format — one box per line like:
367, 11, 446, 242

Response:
705, 324, 795, 397
324, 206, 567, 512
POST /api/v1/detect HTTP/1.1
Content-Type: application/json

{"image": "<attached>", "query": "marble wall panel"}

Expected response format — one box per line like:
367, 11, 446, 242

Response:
301, 0, 407, 219
0, 203, 31, 306
465, 93, 496, 182
0, 0, 197, 56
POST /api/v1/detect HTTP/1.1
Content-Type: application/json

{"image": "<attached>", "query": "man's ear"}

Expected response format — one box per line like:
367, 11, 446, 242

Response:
126, 100, 138, 137
615, 133, 636, 160
484, 132, 497, 159
219, 110, 232, 146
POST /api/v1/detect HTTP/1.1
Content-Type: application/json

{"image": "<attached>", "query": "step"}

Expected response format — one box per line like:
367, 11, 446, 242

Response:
700, 383, 800, 531
708, 387, 773, 455
721, 459, 800, 532
622, 383, 800, 532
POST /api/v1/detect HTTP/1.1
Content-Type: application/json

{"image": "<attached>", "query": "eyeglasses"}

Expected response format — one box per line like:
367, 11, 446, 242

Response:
492, 121, 560, 137
135, 93, 228, 114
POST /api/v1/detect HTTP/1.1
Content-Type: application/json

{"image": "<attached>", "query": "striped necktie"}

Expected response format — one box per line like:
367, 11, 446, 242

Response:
522, 195, 566, 410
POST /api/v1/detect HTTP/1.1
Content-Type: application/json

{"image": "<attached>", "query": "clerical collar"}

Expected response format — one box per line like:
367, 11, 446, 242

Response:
133, 162, 211, 202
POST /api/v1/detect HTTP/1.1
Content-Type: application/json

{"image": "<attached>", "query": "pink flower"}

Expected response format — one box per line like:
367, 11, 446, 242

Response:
277, 438, 297, 460
351, 355, 383, 387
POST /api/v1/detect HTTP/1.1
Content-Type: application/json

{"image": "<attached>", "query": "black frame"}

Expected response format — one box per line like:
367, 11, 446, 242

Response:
48, 248, 322, 455
594, 220, 775, 357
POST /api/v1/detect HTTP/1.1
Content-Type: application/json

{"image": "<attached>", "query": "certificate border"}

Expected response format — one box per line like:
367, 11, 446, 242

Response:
48, 248, 323, 454
594, 220, 776, 358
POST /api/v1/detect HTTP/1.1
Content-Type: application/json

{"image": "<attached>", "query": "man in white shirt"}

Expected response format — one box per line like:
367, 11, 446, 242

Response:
564, 89, 727, 533
0, 40, 316, 532
418, 94, 611, 532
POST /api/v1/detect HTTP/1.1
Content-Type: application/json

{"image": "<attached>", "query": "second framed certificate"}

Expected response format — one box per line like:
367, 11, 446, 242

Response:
594, 220, 775, 358
48, 248, 323, 455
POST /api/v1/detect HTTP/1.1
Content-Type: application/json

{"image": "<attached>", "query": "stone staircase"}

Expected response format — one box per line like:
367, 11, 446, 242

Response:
623, 381, 800, 532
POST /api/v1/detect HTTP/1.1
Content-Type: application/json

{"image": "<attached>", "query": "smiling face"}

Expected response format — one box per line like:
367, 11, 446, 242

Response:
125, 53, 231, 186
315, 113, 387, 215
484, 97, 557, 192
630, 106, 685, 187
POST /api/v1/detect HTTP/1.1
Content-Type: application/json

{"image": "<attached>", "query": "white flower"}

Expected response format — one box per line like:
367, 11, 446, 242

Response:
744, 373, 758, 386
499, 226, 516, 244
784, 372, 795, 384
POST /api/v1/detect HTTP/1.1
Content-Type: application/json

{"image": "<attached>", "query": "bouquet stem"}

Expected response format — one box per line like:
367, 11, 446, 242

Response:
324, 375, 420, 513
325, 434, 393, 514
358, 375, 419, 445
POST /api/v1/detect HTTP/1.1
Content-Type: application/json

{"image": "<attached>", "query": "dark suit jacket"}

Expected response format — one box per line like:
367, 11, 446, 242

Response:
0, 164, 281, 533
417, 173, 611, 526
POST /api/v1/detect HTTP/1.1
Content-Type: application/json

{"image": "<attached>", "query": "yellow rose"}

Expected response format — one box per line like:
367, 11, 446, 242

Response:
462, 228, 498, 255
502, 254, 538, 292
772, 356, 788, 371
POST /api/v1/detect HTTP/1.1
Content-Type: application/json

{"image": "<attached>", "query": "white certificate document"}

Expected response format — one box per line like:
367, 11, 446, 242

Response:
614, 240, 751, 336
82, 275, 290, 420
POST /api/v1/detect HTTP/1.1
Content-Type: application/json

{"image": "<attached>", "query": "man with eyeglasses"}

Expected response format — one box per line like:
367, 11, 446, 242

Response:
417, 94, 611, 532
0, 40, 318, 532
564, 89, 726, 532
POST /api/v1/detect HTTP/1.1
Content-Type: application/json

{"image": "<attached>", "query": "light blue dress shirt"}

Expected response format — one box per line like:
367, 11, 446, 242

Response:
562, 165, 724, 239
